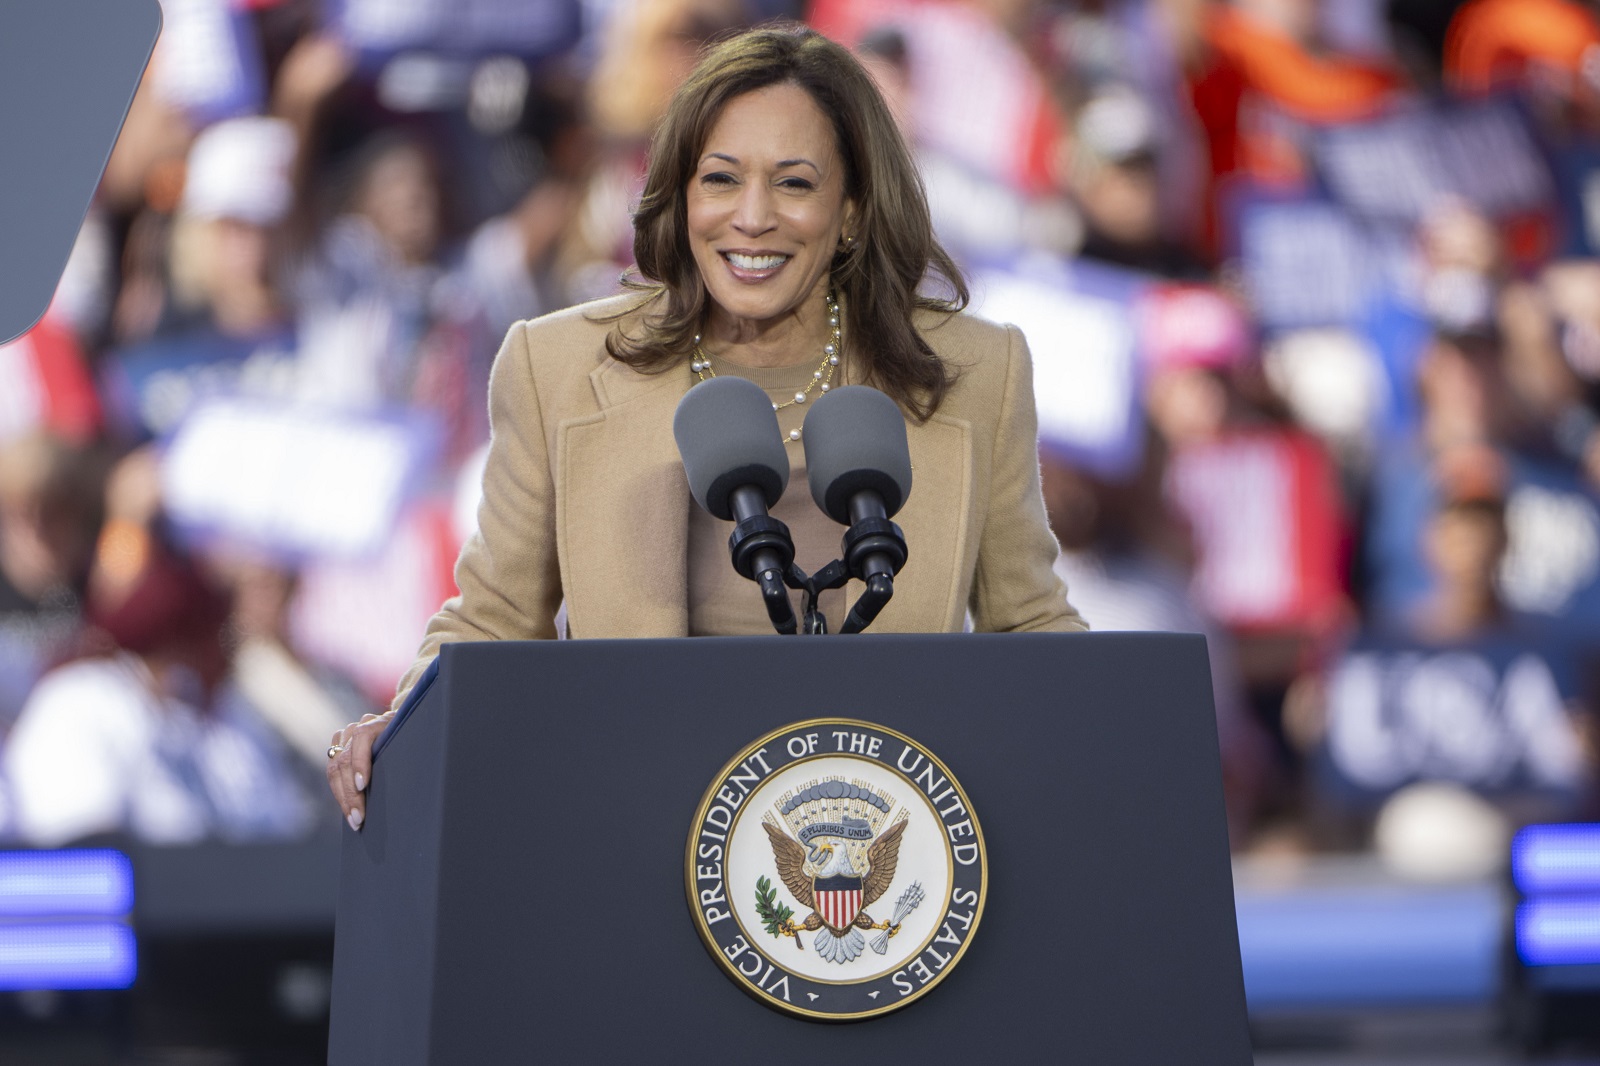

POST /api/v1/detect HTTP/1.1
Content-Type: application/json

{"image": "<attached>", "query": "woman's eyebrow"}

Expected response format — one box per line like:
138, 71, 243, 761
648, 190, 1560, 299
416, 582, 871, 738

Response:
697, 152, 821, 175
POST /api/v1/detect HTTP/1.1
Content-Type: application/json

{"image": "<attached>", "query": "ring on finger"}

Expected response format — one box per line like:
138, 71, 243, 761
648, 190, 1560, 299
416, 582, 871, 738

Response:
327, 744, 346, 759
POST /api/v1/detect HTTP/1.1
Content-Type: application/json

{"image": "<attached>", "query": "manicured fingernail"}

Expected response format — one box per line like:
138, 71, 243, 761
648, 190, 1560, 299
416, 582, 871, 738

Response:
347, 809, 364, 831
355, 773, 366, 791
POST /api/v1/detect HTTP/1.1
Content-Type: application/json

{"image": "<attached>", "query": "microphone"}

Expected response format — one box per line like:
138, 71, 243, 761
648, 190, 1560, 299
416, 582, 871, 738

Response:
673, 376, 797, 634
801, 386, 912, 633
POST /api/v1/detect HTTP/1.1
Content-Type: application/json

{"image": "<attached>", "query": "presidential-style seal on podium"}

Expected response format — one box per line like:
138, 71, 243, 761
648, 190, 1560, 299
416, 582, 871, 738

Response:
686, 719, 987, 1021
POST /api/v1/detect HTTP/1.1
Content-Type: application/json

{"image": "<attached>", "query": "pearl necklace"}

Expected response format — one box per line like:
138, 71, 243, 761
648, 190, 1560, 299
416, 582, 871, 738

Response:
689, 290, 841, 444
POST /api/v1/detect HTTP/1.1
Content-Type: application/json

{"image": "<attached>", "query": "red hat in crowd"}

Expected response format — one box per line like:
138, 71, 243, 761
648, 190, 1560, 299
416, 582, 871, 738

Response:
88, 521, 231, 657
1139, 284, 1254, 373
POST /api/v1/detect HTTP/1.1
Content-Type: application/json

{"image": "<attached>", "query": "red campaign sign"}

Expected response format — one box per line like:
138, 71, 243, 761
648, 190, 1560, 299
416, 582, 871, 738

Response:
0, 315, 101, 445
807, 0, 1062, 195
1165, 430, 1347, 632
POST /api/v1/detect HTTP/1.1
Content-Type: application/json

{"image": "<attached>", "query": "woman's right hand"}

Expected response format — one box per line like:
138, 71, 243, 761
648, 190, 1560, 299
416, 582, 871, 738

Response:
326, 711, 395, 831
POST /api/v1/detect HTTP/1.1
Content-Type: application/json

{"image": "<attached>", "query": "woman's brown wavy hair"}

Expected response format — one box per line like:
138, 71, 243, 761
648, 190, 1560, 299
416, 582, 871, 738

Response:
601, 23, 967, 421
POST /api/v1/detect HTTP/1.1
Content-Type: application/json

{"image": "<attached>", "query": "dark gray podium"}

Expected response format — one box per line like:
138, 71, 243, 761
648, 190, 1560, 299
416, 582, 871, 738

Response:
329, 633, 1251, 1063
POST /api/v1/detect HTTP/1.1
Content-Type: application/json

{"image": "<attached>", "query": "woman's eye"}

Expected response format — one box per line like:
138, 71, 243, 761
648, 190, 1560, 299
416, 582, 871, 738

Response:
778, 177, 815, 191
700, 172, 737, 186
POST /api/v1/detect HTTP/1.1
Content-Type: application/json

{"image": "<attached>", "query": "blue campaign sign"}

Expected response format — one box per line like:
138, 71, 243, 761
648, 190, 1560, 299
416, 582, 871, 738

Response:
152, 0, 266, 124
1317, 629, 1591, 809
1226, 183, 1417, 333
101, 326, 299, 442
1310, 97, 1555, 226
1554, 142, 1600, 258
1232, 193, 1374, 331
971, 255, 1149, 479
326, 0, 582, 60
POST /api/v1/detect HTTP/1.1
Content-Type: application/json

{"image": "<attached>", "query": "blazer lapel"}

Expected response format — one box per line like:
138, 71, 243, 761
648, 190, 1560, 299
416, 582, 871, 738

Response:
876, 411, 973, 631
556, 361, 692, 638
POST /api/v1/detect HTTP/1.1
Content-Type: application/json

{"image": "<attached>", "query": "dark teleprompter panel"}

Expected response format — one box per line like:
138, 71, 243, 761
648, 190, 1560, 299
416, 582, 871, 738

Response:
0, 0, 160, 343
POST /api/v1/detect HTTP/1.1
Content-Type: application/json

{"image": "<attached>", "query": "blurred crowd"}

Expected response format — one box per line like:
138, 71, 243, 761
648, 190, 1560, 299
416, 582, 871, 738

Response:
1, 0, 1599, 871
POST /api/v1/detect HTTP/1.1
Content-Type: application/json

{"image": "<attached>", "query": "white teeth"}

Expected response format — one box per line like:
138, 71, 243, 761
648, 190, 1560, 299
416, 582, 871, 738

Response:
726, 253, 787, 270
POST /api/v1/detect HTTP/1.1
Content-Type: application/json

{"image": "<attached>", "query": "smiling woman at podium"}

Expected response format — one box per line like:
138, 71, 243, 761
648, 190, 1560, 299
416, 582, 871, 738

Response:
325, 24, 1086, 830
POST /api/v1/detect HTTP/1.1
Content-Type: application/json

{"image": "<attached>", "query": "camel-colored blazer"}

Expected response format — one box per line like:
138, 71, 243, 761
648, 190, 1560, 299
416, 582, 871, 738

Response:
394, 293, 1085, 705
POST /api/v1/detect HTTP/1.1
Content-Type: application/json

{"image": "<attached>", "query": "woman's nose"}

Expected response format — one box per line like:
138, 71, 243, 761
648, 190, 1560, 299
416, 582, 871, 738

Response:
732, 183, 776, 235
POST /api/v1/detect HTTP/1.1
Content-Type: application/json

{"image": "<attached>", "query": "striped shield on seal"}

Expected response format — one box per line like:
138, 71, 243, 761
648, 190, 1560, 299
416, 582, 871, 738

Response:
814, 875, 864, 932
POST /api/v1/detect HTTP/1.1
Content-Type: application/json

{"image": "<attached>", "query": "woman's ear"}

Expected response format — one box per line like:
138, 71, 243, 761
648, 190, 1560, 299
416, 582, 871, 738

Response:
840, 198, 860, 247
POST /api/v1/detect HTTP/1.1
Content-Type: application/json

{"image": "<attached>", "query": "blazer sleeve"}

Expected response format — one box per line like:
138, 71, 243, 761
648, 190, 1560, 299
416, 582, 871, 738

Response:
392, 322, 563, 708
967, 324, 1089, 633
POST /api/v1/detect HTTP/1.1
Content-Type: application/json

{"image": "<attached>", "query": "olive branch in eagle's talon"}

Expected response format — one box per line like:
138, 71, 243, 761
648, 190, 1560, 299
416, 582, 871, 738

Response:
755, 876, 803, 950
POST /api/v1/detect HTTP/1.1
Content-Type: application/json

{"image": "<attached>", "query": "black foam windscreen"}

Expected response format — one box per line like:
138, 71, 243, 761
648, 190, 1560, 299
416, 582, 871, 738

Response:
673, 376, 789, 520
801, 386, 912, 524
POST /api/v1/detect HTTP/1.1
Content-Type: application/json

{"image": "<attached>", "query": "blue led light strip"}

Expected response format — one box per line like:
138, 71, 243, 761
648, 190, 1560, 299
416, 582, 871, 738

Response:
1512, 824, 1600, 897
0, 850, 134, 917
0, 850, 137, 990
0, 922, 136, 991
1517, 899, 1600, 967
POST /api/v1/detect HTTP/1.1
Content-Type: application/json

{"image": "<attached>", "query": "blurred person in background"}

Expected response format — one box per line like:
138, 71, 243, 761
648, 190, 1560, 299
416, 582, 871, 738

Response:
1142, 283, 1351, 796
220, 554, 379, 772
459, 78, 600, 341
101, 116, 301, 443
1363, 200, 1510, 438
0, 434, 108, 739
1067, 85, 1206, 277
291, 127, 494, 463
99, 60, 201, 351
1496, 272, 1587, 452
1409, 444, 1519, 642
1363, 320, 1517, 628
1036, 0, 1211, 254
1, 450, 313, 846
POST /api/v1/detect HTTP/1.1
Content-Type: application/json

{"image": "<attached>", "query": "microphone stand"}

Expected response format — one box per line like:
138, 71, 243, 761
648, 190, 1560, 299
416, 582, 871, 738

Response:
794, 560, 848, 635
836, 494, 907, 634
728, 488, 909, 637
727, 486, 799, 635
763, 518, 909, 636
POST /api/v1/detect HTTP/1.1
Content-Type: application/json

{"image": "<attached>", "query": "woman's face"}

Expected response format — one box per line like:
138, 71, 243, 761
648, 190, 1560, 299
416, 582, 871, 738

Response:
686, 83, 855, 339
357, 143, 441, 266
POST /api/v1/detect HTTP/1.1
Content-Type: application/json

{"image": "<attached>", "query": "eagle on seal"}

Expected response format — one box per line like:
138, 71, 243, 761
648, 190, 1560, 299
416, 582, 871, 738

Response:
762, 818, 907, 964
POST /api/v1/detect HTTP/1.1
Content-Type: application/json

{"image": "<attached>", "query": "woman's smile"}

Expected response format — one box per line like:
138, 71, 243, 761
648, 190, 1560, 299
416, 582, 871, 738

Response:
721, 250, 790, 279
